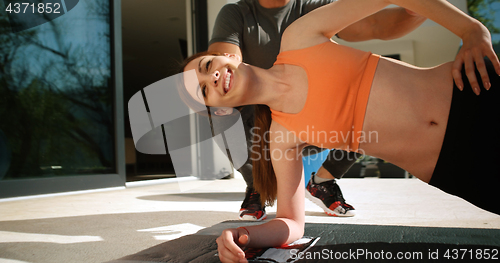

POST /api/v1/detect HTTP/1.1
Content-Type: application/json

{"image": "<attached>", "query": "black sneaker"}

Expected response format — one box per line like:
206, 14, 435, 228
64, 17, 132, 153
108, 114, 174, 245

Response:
305, 173, 355, 217
239, 187, 267, 221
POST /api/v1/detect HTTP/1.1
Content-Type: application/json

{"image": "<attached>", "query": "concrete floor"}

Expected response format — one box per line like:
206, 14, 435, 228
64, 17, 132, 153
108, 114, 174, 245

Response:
0, 174, 498, 263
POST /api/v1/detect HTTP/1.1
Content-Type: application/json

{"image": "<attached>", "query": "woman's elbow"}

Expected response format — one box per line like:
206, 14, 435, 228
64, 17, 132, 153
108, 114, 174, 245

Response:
290, 227, 305, 242
284, 218, 305, 244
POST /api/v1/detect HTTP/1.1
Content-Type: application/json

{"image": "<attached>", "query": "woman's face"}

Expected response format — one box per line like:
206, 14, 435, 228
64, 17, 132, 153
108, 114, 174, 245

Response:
183, 54, 245, 108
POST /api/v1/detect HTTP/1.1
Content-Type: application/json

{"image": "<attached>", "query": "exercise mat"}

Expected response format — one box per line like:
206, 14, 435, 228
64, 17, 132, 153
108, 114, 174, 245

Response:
109, 221, 500, 262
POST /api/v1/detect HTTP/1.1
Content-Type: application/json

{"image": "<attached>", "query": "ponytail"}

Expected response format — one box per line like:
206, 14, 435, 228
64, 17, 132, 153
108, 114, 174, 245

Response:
252, 105, 277, 206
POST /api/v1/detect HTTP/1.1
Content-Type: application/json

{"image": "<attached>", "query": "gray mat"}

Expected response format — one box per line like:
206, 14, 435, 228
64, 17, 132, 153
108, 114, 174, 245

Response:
109, 222, 500, 262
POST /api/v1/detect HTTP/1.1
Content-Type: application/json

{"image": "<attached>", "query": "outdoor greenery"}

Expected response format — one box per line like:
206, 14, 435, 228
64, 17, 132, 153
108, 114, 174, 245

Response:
468, 0, 500, 38
0, 1, 114, 179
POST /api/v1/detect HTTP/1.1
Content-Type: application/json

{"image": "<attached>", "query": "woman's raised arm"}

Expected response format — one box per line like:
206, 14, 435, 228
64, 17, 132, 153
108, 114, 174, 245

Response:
283, 0, 476, 49
386, 0, 500, 92
281, 0, 500, 92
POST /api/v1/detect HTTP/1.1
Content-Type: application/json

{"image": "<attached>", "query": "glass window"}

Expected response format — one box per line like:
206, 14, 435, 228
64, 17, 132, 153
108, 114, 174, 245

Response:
467, 0, 500, 54
0, 0, 115, 180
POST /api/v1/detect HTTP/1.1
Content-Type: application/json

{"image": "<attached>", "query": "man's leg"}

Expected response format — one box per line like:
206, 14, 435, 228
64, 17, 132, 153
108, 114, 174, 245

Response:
237, 160, 267, 221
304, 148, 360, 217
317, 150, 362, 180
210, 106, 266, 220
237, 106, 266, 221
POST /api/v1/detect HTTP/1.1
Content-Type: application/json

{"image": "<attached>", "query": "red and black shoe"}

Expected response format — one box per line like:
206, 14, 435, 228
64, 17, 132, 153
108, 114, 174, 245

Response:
239, 187, 267, 221
305, 173, 355, 217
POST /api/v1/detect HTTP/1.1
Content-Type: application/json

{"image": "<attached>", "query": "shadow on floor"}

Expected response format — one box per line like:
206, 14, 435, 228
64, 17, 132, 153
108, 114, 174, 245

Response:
136, 192, 245, 202
0, 211, 237, 263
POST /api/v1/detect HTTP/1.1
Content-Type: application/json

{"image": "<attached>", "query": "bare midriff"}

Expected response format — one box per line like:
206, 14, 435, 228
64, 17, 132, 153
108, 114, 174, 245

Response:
360, 57, 454, 182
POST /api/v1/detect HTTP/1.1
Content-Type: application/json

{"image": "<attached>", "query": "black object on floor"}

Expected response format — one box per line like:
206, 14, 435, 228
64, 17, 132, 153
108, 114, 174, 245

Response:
109, 221, 500, 262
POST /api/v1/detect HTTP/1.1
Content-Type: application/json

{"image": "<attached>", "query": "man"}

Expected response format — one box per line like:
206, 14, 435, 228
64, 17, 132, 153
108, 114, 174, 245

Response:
208, 0, 426, 220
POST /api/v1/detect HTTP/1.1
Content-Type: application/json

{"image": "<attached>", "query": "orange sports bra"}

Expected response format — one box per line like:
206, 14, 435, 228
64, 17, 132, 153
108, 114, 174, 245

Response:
271, 40, 380, 152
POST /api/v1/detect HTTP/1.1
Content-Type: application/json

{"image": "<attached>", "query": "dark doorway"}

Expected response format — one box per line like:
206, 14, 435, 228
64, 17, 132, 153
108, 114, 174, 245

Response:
122, 0, 193, 182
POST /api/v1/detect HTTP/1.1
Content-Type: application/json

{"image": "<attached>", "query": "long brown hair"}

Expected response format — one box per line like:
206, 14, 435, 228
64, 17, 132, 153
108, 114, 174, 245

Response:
179, 51, 278, 206
252, 104, 277, 206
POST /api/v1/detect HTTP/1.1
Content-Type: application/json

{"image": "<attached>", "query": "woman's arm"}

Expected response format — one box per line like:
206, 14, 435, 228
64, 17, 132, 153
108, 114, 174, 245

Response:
216, 121, 306, 262
282, 0, 500, 92
208, 42, 243, 59
283, 0, 475, 49
281, 0, 390, 51
267, 120, 307, 244
380, 0, 500, 92
339, 7, 426, 42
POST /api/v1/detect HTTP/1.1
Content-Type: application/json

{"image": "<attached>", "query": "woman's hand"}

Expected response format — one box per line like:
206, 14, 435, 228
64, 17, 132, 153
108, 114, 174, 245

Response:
453, 21, 500, 95
216, 228, 250, 263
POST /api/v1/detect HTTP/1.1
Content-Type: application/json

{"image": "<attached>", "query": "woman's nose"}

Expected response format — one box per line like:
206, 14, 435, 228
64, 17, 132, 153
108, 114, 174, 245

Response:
211, 70, 220, 85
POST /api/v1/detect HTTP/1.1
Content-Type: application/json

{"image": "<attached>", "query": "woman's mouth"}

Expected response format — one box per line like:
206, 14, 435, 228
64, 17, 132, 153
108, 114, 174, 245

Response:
224, 69, 232, 94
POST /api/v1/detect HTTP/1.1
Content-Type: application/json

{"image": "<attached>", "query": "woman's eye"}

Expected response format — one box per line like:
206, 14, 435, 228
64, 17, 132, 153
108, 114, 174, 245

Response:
201, 85, 207, 98
205, 59, 212, 71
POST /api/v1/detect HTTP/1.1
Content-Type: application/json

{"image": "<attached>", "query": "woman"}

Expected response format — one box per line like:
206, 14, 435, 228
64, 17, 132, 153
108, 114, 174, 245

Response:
181, 0, 499, 262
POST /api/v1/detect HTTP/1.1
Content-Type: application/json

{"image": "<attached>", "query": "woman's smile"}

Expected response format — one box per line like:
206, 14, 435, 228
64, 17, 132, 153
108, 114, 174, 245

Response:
183, 54, 245, 107
224, 68, 233, 94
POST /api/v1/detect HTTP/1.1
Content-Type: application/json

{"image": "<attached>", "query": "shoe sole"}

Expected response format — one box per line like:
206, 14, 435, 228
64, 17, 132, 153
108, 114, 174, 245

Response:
305, 190, 355, 217
238, 211, 267, 221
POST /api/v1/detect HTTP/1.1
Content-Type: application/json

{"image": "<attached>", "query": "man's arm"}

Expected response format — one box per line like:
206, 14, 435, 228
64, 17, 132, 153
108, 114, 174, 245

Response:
337, 7, 426, 42
208, 42, 243, 59
208, 3, 244, 59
